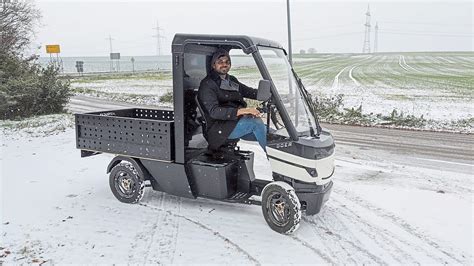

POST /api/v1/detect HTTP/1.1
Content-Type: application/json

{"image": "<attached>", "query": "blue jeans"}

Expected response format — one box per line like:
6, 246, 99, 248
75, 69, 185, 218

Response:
228, 116, 267, 152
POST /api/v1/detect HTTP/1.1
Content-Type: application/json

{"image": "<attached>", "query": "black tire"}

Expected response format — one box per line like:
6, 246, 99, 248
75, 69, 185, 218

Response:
109, 162, 145, 204
261, 181, 301, 234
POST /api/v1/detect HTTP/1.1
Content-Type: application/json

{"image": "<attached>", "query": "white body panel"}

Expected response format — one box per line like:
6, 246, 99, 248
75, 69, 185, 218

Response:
267, 147, 334, 185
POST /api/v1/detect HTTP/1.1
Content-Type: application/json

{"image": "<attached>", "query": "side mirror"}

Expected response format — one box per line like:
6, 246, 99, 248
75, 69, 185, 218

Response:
257, 80, 272, 101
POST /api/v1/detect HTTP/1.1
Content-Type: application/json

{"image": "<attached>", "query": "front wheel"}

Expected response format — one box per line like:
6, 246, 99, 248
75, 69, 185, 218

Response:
109, 162, 145, 204
261, 181, 301, 234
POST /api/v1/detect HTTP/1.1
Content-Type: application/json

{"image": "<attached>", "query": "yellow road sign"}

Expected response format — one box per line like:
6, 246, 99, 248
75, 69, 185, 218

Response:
46, 45, 61, 54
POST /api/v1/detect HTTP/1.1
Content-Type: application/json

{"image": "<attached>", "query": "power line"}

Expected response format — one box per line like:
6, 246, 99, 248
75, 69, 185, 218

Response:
293, 32, 363, 42
379, 31, 473, 38
378, 20, 473, 27
381, 28, 473, 35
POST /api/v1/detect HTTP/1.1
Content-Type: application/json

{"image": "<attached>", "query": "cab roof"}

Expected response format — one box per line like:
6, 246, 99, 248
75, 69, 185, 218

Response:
172, 33, 284, 54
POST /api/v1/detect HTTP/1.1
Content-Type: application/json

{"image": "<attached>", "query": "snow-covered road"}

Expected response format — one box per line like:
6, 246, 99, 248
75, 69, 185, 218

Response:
1, 125, 472, 264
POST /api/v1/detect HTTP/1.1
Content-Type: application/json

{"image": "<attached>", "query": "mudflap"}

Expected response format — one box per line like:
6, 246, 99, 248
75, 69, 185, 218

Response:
296, 181, 333, 215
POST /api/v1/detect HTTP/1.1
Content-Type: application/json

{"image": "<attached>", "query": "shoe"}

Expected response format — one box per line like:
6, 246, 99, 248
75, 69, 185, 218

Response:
205, 148, 225, 160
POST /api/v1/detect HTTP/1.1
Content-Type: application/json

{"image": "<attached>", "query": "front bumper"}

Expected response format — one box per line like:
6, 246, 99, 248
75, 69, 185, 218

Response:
296, 180, 333, 215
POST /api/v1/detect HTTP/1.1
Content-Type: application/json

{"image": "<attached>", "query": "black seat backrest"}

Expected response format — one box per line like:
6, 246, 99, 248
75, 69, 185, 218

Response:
195, 94, 208, 140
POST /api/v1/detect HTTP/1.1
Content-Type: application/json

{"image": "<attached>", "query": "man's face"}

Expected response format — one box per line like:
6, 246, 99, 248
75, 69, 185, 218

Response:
212, 55, 231, 75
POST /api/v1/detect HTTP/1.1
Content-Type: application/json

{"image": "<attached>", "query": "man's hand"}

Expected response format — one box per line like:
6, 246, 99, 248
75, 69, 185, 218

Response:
237, 108, 262, 117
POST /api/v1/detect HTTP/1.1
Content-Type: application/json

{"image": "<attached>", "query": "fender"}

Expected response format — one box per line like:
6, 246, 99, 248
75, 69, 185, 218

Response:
107, 156, 149, 180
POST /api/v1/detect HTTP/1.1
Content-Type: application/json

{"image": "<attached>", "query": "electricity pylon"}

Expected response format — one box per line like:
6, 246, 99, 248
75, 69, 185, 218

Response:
362, 4, 371, 53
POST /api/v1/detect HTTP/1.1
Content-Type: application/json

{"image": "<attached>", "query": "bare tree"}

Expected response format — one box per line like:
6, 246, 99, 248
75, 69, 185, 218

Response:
0, 0, 41, 56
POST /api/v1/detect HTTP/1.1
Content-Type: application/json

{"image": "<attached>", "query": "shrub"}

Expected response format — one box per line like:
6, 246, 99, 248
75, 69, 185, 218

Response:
0, 54, 72, 120
159, 91, 173, 103
312, 94, 344, 122
382, 109, 426, 127
341, 105, 374, 125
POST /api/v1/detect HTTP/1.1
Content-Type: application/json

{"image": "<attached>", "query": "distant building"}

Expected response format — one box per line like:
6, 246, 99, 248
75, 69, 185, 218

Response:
299, 49, 306, 54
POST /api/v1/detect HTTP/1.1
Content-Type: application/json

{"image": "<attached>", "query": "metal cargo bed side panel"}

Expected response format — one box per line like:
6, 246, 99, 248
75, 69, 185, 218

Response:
75, 109, 174, 161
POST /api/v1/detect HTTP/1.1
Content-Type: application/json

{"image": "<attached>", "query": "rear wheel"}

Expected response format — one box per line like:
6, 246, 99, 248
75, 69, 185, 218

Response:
261, 181, 301, 234
109, 162, 145, 204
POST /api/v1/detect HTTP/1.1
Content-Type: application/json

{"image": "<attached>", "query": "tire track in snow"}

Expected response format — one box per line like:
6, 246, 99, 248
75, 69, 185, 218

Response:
326, 201, 424, 264
324, 204, 410, 264
297, 215, 357, 264
138, 202, 260, 265
332, 188, 466, 264
347, 55, 374, 87
331, 65, 351, 89
302, 216, 387, 265
348, 65, 360, 86
330, 195, 452, 263
129, 193, 181, 264
146, 194, 181, 264
400, 55, 423, 73
305, 211, 376, 264
290, 236, 334, 264
398, 55, 410, 72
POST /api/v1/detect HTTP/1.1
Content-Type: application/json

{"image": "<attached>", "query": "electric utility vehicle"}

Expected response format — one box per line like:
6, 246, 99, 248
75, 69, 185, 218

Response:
75, 34, 335, 234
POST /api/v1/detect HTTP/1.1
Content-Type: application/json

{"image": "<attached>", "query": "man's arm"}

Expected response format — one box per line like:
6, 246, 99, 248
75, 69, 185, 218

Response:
231, 76, 258, 100
198, 80, 239, 121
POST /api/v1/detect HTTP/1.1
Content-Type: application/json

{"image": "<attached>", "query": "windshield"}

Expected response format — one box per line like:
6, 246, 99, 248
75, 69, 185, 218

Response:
258, 47, 318, 137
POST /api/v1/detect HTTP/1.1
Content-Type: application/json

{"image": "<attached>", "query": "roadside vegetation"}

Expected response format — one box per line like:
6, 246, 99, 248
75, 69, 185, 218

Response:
0, 1, 72, 120
311, 93, 474, 132
314, 93, 428, 126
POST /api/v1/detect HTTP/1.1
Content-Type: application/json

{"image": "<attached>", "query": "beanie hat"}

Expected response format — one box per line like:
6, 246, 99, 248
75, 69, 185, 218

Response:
211, 48, 231, 66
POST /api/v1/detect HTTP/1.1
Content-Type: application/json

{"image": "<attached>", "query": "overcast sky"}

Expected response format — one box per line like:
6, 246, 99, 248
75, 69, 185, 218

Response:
34, 0, 473, 57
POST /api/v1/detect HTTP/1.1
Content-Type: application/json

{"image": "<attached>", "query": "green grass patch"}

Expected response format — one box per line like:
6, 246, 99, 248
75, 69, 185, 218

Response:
384, 94, 411, 100
159, 91, 173, 103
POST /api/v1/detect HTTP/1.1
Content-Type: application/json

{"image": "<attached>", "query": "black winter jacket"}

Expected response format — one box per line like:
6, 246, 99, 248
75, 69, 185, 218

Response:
197, 70, 258, 150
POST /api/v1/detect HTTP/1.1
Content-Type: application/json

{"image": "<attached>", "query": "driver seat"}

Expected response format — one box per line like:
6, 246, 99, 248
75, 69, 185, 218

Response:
195, 95, 239, 155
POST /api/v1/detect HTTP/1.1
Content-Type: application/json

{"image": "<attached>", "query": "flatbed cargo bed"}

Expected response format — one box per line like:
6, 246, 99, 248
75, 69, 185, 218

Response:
75, 108, 174, 161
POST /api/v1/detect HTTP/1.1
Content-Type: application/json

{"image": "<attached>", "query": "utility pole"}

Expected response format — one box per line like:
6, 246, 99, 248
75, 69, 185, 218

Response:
106, 35, 114, 53
106, 35, 114, 71
287, 0, 296, 119
152, 21, 165, 56
374, 22, 379, 53
286, 0, 293, 66
362, 4, 371, 53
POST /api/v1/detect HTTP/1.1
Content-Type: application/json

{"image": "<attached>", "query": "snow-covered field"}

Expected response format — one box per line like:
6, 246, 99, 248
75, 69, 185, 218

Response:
293, 52, 473, 124
71, 73, 173, 107
69, 52, 473, 132
1, 119, 472, 264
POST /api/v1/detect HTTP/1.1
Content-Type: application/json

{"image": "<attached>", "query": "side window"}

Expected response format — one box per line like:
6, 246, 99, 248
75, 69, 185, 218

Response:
183, 53, 207, 90
228, 49, 289, 138
228, 49, 261, 89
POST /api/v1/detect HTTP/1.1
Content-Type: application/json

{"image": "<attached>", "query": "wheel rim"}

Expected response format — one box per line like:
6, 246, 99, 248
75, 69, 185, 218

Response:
114, 171, 136, 198
265, 191, 291, 227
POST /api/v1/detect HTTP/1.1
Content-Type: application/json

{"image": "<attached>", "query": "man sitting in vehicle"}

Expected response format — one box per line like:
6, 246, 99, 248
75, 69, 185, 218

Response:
198, 49, 267, 154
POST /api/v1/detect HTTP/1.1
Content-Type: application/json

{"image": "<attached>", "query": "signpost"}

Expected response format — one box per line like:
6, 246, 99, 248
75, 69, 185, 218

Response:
75, 61, 84, 76
45, 44, 63, 72
110, 52, 120, 60
131, 57, 135, 74
46, 45, 61, 54
110, 52, 121, 72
